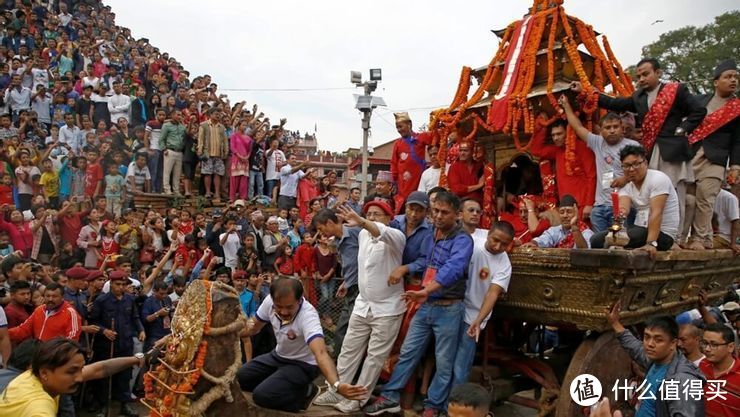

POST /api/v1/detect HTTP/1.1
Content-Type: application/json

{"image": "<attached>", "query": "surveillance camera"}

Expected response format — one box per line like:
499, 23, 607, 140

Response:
367, 146, 374, 156
350, 71, 362, 85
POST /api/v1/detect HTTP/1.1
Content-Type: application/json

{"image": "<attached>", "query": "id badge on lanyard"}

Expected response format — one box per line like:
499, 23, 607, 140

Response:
422, 267, 437, 287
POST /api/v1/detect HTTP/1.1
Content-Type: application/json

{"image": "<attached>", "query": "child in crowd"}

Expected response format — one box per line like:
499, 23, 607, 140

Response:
447, 383, 492, 417
39, 158, 61, 209
276, 208, 290, 235
0, 230, 14, 258
104, 162, 125, 218
98, 219, 120, 268
326, 185, 340, 209
273, 245, 295, 277
0, 173, 14, 206
314, 233, 337, 325
286, 218, 303, 250
84, 146, 104, 199
237, 233, 259, 272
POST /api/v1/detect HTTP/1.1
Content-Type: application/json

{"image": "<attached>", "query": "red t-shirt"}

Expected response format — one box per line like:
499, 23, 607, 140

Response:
85, 163, 103, 197
276, 257, 294, 275
0, 185, 13, 205
294, 243, 316, 275
447, 160, 484, 204
58, 212, 87, 247
699, 358, 740, 417
4, 302, 30, 328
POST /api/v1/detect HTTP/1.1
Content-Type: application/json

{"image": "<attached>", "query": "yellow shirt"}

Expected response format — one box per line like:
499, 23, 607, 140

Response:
0, 370, 58, 417
39, 171, 60, 198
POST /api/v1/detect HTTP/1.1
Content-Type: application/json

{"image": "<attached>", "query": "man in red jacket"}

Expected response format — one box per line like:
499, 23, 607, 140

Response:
530, 118, 597, 218
390, 112, 433, 214
447, 142, 484, 204
8, 283, 82, 342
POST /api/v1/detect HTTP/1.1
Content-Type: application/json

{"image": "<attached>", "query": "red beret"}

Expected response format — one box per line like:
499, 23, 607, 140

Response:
66, 266, 90, 280
233, 270, 247, 279
363, 200, 394, 217
86, 270, 104, 281
109, 270, 128, 281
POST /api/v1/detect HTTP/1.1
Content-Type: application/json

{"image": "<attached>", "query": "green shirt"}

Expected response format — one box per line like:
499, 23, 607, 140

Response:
159, 121, 186, 152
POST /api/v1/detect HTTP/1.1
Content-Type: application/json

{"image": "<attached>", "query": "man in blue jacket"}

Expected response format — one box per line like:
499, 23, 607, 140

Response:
364, 191, 474, 417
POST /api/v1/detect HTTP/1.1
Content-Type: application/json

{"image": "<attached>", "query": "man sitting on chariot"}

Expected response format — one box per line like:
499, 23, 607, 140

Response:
521, 194, 592, 249
590, 145, 680, 256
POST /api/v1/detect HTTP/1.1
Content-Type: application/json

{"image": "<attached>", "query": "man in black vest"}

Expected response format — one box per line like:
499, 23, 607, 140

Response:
685, 59, 740, 250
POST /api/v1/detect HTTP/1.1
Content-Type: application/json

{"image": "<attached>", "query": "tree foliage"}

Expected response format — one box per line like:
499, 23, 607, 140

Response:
639, 11, 740, 93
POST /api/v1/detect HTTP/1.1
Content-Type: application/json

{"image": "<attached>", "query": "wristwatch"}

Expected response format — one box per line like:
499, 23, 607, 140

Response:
649, 240, 658, 248
327, 380, 341, 393
135, 352, 145, 360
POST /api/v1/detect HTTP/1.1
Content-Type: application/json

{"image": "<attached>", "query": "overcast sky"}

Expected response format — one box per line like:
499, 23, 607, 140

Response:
107, 0, 737, 152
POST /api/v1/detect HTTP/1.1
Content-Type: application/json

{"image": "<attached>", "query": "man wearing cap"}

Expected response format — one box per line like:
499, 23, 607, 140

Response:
8, 283, 82, 343
365, 191, 474, 416
685, 59, 740, 250
364, 170, 395, 209
391, 112, 433, 214
522, 195, 593, 249
314, 201, 406, 412
447, 141, 485, 205
63, 267, 90, 323
89, 270, 145, 417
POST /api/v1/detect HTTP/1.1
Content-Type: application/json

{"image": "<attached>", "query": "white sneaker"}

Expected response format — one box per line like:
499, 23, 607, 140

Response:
313, 389, 343, 406
333, 399, 361, 413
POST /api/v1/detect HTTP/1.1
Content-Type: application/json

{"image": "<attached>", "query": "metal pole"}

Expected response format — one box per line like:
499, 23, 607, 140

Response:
360, 109, 371, 198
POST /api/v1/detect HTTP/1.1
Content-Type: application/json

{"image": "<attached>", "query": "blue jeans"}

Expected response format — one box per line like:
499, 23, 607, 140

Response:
249, 170, 264, 198
590, 205, 637, 234
380, 301, 464, 411
265, 179, 279, 198
317, 279, 336, 317
148, 149, 163, 193
452, 322, 478, 387
590, 204, 613, 233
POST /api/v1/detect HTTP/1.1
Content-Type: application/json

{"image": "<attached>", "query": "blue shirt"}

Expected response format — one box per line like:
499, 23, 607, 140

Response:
89, 292, 144, 353
140, 295, 172, 342
636, 362, 669, 417
425, 225, 473, 300
533, 225, 594, 248
239, 289, 257, 317
63, 287, 88, 321
337, 226, 361, 288
390, 215, 433, 278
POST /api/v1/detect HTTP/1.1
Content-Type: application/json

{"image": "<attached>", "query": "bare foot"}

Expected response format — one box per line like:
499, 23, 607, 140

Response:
686, 241, 705, 251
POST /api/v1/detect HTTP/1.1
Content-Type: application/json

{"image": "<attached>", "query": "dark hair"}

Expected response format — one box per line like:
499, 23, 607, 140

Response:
215, 267, 231, 277
95, 195, 106, 203
135, 152, 147, 160
490, 220, 515, 239
433, 191, 461, 211
645, 315, 679, 340
704, 323, 735, 344
427, 186, 447, 197
10, 279, 31, 293
45, 282, 64, 295
549, 118, 568, 133
448, 383, 491, 410
600, 112, 622, 125
9, 339, 41, 371
619, 144, 647, 162
172, 276, 187, 287
461, 197, 481, 209
636, 58, 661, 71
152, 280, 168, 292
115, 256, 132, 266
32, 338, 85, 376
312, 208, 339, 227
270, 276, 303, 301
350, 187, 360, 194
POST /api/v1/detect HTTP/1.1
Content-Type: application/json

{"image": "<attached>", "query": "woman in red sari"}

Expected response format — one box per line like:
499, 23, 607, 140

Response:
297, 169, 319, 221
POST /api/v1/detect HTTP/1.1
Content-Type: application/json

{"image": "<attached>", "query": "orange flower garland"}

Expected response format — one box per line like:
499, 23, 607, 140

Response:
602, 35, 634, 94
545, 7, 560, 111
449, 66, 473, 110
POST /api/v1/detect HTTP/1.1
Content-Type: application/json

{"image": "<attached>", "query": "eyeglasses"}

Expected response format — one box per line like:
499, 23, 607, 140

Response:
699, 340, 732, 351
621, 160, 646, 171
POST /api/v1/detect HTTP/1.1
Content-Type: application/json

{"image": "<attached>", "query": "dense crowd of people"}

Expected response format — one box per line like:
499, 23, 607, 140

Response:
0, 2, 738, 417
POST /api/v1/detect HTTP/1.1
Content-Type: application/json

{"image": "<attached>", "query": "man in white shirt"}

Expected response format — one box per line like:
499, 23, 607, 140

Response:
314, 202, 406, 413
277, 154, 309, 210
4, 75, 31, 122
30, 85, 52, 127
265, 138, 285, 202
58, 114, 83, 155
590, 145, 680, 256
712, 188, 740, 253
418, 145, 442, 193
454, 220, 514, 386
107, 81, 130, 124
237, 278, 367, 412
219, 216, 242, 270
